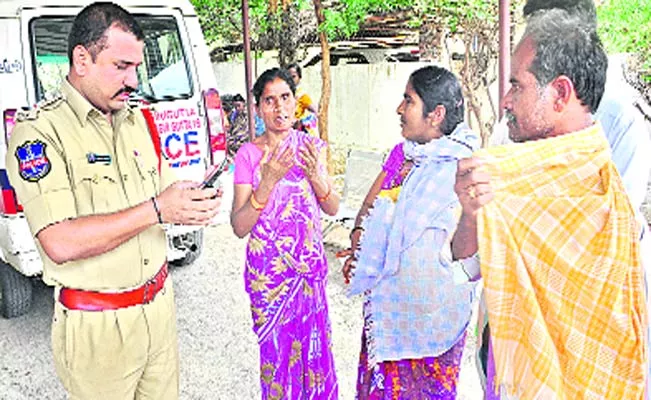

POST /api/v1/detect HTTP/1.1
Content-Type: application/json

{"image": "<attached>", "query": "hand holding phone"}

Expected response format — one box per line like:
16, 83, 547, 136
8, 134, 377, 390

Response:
201, 167, 223, 189
201, 158, 229, 189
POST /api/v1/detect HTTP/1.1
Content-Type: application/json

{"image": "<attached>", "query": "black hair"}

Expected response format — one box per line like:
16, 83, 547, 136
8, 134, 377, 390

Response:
287, 63, 302, 79
525, 9, 607, 112
232, 94, 245, 103
409, 66, 465, 136
252, 68, 296, 105
221, 94, 234, 113
68, 2, 144, 65
523, 0, 597, 26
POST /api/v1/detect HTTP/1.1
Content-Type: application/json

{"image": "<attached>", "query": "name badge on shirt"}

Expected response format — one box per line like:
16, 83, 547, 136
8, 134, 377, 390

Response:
87, 153, 112, 165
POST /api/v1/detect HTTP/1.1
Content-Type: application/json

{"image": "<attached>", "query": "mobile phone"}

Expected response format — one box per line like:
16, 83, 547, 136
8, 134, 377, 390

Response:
201, 168, 222, 189
201, 159, 228, 189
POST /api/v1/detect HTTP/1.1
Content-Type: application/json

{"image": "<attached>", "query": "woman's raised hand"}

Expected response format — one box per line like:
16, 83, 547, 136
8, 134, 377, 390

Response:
298, 140, 321, 182
260, 142, 295, 185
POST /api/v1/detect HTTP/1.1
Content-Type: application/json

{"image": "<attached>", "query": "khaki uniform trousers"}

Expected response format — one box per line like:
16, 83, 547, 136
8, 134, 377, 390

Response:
51, 278, 178, 400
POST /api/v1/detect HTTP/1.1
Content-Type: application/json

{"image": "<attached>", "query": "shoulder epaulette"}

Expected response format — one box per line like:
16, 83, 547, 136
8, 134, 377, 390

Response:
15, 107, 39, 122
38, 93, 65, 111
15, 93, 65, 122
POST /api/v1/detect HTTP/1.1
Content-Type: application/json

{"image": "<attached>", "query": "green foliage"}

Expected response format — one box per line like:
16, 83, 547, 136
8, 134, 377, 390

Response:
320, 0, 501, 40
597, 0, 651, 80
191, 0, 244, 44
190, 0, 306, 46
320, 0, 411, 39
192, 0, 510, 48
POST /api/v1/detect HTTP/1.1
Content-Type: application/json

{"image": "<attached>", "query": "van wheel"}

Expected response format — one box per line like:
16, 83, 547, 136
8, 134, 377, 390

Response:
170, 229, 204, 267
0, 261, 33, 319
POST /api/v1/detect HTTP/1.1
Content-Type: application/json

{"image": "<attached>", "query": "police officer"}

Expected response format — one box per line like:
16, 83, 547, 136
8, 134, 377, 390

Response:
5, 3, 221, 399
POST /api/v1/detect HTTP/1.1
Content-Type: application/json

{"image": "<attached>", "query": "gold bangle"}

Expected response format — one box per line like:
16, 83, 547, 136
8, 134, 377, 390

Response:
250, 192, 266, 211
317, 184, 332, 203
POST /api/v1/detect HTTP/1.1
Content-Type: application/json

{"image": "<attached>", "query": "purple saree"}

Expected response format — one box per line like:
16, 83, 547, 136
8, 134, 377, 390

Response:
234, 130, 338, 399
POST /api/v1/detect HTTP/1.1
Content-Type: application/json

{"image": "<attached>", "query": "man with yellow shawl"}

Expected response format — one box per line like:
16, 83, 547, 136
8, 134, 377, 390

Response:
451, 9, 648, 399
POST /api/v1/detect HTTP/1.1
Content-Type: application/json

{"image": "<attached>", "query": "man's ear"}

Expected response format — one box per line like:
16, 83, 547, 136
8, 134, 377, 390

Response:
71, 45, 91, 76
428, 104, 446, 127
551, 75, 574, 112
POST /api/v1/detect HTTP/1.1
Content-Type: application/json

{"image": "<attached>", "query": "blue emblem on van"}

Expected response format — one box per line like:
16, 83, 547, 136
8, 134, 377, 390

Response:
16, 140, 51, 182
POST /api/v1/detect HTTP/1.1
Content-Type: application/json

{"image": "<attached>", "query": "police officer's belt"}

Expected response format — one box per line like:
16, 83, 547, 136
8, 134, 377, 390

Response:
59, 263, 168, 311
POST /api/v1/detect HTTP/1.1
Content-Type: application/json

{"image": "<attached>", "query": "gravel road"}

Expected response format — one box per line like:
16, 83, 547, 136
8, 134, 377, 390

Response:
0, 222, 483, 399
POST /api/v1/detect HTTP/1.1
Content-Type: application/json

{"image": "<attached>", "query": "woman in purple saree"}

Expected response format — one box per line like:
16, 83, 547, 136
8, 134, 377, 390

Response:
230, 68, 340, 399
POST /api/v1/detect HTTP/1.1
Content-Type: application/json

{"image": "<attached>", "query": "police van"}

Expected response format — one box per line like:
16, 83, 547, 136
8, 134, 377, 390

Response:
0, 0, 227, 318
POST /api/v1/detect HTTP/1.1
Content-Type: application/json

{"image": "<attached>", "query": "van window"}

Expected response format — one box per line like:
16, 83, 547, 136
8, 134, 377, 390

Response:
30, 15, 193, 102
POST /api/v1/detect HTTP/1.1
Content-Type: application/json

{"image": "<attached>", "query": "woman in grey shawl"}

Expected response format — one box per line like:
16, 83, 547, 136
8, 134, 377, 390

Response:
341, 66, 481, 398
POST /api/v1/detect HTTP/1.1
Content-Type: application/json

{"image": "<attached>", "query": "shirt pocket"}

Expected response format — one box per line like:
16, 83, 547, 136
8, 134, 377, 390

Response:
70, 161, 123, 215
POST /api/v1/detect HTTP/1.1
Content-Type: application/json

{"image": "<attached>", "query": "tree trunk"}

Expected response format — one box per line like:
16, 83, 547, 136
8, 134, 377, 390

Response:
461, 34, 490, 147
278, 5, 299, 67
312, 0, 333, 173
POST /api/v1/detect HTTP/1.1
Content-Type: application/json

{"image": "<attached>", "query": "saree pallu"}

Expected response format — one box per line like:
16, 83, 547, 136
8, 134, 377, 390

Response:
476, 124, 647, 399
245, 130, 338, 399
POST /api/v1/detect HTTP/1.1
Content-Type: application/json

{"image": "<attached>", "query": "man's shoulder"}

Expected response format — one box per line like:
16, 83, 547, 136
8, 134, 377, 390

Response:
596, 90, 648, 140
9, 94, 73, 152
597, 92, 631, 118
15, 94, 67, 125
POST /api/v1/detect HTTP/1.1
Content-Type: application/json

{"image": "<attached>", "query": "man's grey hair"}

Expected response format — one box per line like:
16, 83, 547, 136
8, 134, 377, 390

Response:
523, 8, 607, 113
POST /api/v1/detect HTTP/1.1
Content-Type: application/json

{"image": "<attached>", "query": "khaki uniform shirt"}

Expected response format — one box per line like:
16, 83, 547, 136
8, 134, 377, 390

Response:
6, 80, 177, 290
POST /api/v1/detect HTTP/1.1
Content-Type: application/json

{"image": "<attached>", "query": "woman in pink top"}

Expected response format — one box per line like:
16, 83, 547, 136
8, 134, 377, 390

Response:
230, 68, 340, 399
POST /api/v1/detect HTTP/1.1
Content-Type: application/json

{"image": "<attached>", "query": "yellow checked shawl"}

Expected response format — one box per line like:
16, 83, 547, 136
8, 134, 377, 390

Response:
475, 124, 647, 399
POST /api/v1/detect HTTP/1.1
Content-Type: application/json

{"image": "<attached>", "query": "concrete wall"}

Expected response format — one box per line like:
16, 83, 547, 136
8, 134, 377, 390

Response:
212, 53, 649, 151
213, 60, 440, 152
